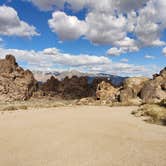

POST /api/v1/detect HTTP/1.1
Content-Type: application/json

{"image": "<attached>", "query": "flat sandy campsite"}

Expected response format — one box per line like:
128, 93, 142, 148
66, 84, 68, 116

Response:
0, 106, 166, 166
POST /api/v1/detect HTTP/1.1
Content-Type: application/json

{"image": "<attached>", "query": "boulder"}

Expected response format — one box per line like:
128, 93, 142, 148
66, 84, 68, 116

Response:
75, 97, 96, 105
60, 76, 90, 99
119, 77, 149, 103
40, 75, 91, 99
140, 68, 166, 103
89, 77, 111, 96
40, 76, 60, 96
0, 55, 37, 101
96, 81, 119, 103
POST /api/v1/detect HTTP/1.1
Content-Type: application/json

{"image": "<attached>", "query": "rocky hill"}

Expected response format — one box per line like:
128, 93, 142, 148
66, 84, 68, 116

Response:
38, 76, 111, 99
0, 55, 165, 105
140, 67, 166, 103
26, 62, 166, 104
97, 68, 166, 105
0, 55, 37, 101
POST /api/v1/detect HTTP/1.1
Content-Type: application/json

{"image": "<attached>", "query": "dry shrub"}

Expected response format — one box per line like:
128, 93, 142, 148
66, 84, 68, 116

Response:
2, 106, 18, 111
132, 104, 166, 125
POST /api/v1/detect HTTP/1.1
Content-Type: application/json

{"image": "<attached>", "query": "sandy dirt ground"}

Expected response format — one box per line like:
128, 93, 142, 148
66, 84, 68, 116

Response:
0, 106, 166, 166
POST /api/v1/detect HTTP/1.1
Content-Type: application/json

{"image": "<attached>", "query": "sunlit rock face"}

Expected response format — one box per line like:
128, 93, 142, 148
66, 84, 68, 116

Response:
96, 81, 119, 104
140, 67, 166, 104
119, 77, 149, 104
0, 55, 37, 101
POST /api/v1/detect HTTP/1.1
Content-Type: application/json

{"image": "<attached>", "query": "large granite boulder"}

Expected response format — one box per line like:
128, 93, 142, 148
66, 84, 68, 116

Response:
140, 67, 166, 103
96, 81, 119, 103
89, 77, 111, 96
0, 55, 37, 101
119, 77, 149, 104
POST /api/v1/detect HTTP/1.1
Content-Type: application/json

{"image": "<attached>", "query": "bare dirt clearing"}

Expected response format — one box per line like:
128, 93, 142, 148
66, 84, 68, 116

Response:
0, 106, 166, 166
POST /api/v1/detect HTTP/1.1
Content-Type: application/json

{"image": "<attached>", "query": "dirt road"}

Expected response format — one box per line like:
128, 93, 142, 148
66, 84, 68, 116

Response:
0, 106, 166, 166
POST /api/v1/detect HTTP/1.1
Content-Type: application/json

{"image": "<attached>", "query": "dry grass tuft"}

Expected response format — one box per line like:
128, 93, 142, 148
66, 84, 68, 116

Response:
132, 103, 166, 125
0, 98, 75, 112
2, 106, 18, 111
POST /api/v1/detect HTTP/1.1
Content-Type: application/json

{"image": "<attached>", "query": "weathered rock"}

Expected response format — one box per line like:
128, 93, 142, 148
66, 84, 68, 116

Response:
119, 88, 134, 102
140, 82, 163, 103
60, 76, 90, 99
0, 55, 37, 101
120, 77, 149, 103
75, 97, 96, 105
96, 81, 119, 103
160, 67, 166, 78
40, 76, 60, 96
161, 83, 166, 90
89, 77, 111, 96
40, 75, 91, 99
140, 67, 166, 104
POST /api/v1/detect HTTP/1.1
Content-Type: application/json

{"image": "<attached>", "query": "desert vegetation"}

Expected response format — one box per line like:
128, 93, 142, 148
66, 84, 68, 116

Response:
0, 98, 75, 112
0, 55, 165, 127
132, 99, 166, 125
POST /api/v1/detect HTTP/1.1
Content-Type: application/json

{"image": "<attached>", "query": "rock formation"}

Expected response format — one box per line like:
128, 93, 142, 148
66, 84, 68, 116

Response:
140, 67, 166, 103
96, 81, 119, 104
39, 76, 113, 100
39, 75, 91, 99
1, 55, 164, 105
59, 76, 90, 99
38, 67, 166, 105
119, 77, 149, 105
89, 77, 111, 96
40, 76, 60, 96
0, 55, 37, 101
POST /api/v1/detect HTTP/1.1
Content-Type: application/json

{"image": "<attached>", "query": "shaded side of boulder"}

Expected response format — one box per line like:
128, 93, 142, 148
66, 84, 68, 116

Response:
40, 76, 60, 96
119, 77, 149, 105
39, 75, 91, 99
60, 76, 90, 99
0, 55, 37, 101
140, 68, 166, 103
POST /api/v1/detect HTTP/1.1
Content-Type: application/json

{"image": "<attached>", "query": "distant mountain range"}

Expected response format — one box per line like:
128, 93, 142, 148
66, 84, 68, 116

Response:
33, 70, 127, 87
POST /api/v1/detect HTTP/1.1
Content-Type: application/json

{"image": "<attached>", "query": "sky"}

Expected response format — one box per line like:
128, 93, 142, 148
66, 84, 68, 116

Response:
0, 0, 166, 77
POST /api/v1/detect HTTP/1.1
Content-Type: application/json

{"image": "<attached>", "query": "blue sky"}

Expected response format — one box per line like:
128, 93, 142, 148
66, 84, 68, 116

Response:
0, 0, 165, 77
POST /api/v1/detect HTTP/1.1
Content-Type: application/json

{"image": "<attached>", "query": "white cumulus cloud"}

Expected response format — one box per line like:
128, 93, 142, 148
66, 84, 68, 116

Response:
107, 47, 124, 56
48, 11, 87, 40
44, 0, 166, 56
162, 47, 166, 56
144, 55, 155, 59
0, 47, 157, 77
0, 5, 38, 37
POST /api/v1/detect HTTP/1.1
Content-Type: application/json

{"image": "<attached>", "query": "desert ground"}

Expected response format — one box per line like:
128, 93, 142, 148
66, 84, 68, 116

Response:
0, 106, 166, 166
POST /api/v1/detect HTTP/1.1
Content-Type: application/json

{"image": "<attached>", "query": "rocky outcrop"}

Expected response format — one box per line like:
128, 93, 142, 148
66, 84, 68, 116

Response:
39, 76, 112, 100
140, 67, 166, 103
118, 67, 166, 105
96, 81, 119, 104
0, 55, 37, 101
119, 77, 149, 102
40, 76, 91, 99
22, 60, 166, 105
40, 76, 60, 96
89, 77, 111, 96
60, 76, 90, 99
